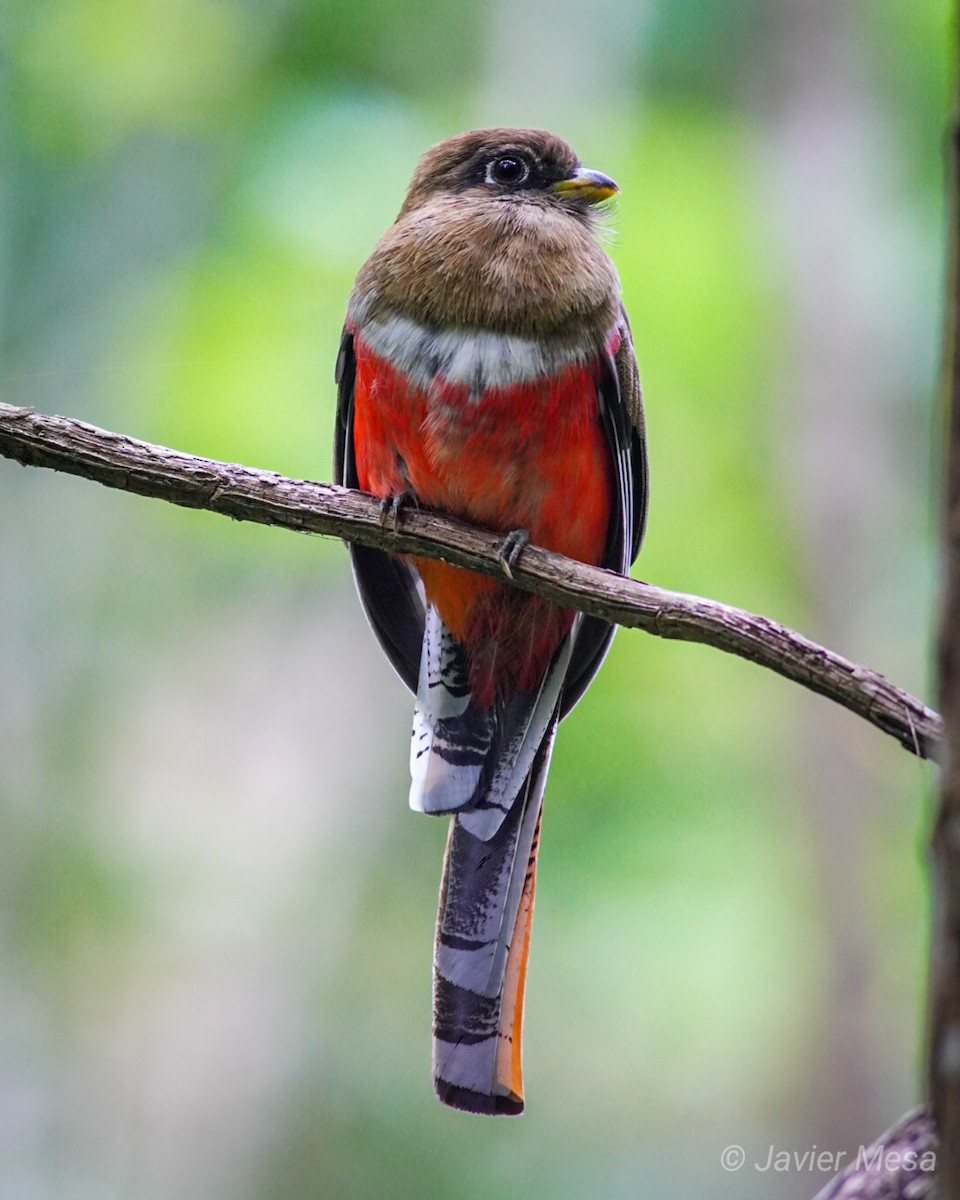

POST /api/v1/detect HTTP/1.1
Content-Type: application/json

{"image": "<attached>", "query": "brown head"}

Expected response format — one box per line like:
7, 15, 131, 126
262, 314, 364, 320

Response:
398, 128, 618, 221
349, 128, 623, 342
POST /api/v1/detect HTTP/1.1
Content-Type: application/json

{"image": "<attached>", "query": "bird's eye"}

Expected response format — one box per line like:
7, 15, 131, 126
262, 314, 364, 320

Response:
486, 154, 531, 187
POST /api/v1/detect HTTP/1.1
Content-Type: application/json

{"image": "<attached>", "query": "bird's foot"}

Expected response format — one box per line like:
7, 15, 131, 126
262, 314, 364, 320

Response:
496, 528, 530, 579
378, 492, 417, 534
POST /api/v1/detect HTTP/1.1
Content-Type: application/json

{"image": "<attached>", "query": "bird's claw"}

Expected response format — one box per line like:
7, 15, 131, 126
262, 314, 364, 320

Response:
496, 529, 530, 579
378, 493, 414, 533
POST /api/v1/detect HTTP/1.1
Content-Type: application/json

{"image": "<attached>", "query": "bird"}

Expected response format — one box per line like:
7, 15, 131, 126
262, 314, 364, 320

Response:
334, 128, 647, 1115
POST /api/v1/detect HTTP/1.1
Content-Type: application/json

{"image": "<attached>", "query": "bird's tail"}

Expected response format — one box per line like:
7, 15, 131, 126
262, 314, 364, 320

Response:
431, 722, 556, 1115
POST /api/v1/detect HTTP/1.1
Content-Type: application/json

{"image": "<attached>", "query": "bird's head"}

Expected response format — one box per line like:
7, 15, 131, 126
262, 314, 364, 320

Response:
350, 128, 622, 338
398, 128, 619, 222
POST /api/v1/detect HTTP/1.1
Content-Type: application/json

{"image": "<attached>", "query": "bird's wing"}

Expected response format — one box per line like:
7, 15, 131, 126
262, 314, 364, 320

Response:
615, 304, 649, 561
558, 314, 647, 717
334, 328, 425, 693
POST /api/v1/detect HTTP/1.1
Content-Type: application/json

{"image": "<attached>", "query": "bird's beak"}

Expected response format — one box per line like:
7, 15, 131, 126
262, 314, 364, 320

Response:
552, 168, 619, 205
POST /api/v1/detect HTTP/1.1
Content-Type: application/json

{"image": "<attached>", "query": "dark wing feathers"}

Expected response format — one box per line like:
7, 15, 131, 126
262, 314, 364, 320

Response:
334, 329, 425, 693
333, 329, 356, 488
615, 306, 649, 561
557, 315, 647, 717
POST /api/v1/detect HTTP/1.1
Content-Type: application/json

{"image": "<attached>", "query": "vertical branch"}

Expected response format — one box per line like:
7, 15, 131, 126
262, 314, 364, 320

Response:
930, 14, 960, 1195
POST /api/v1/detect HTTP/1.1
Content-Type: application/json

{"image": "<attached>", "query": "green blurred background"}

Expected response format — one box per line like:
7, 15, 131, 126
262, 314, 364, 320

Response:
0, 1, 948, 1196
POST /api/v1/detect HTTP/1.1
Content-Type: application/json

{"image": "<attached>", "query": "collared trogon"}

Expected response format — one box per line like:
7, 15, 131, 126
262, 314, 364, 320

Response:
334, 128, 648, 1115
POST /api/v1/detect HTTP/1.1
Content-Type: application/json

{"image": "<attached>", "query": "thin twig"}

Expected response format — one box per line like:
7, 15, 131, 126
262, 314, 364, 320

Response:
0, 400, 941, 762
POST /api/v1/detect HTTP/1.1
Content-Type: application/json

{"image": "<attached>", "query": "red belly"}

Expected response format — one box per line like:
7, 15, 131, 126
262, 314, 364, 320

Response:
352, 339, 614, 706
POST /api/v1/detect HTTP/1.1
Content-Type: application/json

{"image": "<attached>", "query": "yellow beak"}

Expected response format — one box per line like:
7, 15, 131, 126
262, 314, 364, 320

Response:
552, 168, 619, 205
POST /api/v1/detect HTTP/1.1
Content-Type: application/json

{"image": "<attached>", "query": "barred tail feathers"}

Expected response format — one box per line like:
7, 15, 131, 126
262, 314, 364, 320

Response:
410, 606, 572, 840
410, 607, 493, 815
432, 722, 556, 1115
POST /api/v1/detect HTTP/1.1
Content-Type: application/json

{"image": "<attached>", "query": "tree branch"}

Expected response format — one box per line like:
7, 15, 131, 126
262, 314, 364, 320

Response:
809, 1107, 936, 1200
0, 400, 940, 762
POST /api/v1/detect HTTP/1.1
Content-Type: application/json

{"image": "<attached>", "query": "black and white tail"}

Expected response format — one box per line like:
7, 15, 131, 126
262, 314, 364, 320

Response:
409, 606, 568, 1113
